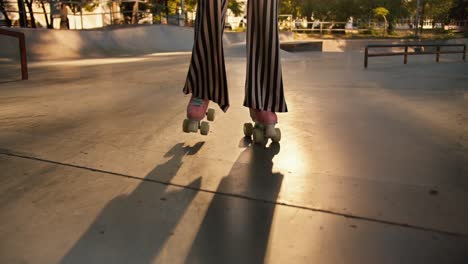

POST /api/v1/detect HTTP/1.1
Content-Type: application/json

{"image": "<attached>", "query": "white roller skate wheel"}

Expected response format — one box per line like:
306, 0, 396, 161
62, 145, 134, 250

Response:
253, 128, 264, 144
271, 128, 281, 143
200, 121, 210, 136
243, 123, 254, 137
265, 125, 276, 138
188, 120, 199, 133
183, 119, 190, 133
207, 108, 215, 121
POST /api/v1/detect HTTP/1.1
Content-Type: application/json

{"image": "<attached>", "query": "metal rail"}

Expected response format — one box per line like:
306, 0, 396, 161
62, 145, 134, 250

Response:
0, 28, 28, 80
364, 43, 466, 68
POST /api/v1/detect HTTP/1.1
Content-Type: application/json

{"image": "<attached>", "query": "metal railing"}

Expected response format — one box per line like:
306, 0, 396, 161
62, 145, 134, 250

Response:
0, 28, 28, 80
364, 43, 466, 68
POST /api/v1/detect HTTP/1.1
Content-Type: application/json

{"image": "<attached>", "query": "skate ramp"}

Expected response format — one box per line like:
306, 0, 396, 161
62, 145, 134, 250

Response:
0, 26, 296, 61
0, 25, 195, 61
1, 25, 465, 61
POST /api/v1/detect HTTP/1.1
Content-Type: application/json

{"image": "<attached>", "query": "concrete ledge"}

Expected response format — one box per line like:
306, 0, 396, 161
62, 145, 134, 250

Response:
280, 41, 323, 52
322, 38, 468, 52
223, 31, 294, 45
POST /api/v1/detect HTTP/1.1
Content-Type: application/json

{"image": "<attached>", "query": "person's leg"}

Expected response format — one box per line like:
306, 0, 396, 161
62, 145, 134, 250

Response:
183, 0, 230, 112
245, 0, 288, 113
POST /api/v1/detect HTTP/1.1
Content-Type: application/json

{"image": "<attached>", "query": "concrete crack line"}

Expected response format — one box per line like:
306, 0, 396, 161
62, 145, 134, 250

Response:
1, 151, 467, 238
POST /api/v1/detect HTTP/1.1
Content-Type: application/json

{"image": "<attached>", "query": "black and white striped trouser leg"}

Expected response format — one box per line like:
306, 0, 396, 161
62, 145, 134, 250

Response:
183, 0, 288, 113
244, 0, 287, 112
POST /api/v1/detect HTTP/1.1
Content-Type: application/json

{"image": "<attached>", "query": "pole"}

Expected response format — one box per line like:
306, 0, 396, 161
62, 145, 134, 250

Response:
404, 46, 408, 64
463, 45, 466, 61
364, 47, 368, 68
110, 1, 113, 26
19, 33, 28, 80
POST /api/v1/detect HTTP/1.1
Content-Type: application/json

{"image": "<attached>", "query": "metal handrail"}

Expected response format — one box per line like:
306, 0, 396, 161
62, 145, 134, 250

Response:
0, 28, 28, 80
364, 43, 466, 68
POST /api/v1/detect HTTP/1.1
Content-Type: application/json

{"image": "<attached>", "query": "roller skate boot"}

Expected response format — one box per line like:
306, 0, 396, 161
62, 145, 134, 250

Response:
182, 96, 215, 136
243, 109, 281, 144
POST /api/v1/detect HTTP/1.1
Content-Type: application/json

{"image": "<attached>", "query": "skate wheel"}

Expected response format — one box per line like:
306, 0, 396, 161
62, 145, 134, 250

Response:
207, 108, 215, 121
271, 128, 281, 143
183, 119, 190, 133
269, 142, 281, 155
265, 125, 276, 138
188, 120, 199, 133
200, 121, 210, 136
253, 128, 264, 144
243, 123, 253, 137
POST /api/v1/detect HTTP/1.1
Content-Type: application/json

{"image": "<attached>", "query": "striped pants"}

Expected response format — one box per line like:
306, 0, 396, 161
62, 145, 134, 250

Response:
183, 0, 288, 113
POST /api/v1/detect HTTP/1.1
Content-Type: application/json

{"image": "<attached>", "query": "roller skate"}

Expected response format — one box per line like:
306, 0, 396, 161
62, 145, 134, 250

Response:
243, 109, 281, 144
182, 96, 216, 136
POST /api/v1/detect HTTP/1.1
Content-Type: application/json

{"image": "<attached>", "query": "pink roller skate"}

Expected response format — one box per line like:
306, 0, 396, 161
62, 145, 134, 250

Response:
243, 109, 281, 144
182, 96, 215, 136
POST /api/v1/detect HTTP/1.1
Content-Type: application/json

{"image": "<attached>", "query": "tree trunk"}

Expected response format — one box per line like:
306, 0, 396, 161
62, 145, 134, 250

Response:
1, 6, 12, 26
132, 0, 139, 24
0, 0, 12, 26
24, 0, 36, 28
17, 0, 27, 27
40, 0, 51, 28
383, 16, 387, 37
165, 0, 168, 22
420, 0, 426, 35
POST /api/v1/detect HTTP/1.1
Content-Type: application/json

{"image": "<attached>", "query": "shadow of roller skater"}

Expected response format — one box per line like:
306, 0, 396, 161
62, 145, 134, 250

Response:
60, 142, 204, 264
185, 140, 284, 264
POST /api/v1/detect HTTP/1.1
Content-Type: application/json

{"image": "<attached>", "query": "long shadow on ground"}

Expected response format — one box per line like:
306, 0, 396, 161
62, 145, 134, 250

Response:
185, 140, 283, 263
60, 142, 204, 264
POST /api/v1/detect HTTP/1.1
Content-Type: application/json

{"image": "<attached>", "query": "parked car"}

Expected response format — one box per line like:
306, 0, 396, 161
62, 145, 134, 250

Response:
225, 15, 243, 30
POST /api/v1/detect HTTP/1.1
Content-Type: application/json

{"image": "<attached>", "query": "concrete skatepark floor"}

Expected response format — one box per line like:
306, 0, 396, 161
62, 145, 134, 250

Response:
0, 48, 468, 263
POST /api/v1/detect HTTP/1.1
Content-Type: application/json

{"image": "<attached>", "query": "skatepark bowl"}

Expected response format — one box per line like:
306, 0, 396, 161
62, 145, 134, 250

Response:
0, 25, 468, 264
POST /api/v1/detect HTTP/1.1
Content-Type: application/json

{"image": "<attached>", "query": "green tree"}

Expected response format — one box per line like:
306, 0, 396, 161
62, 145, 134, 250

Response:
179, 0, 243, 15
228, 0, 243, 16
373, 7, 389, 35
449, 0, 467, 21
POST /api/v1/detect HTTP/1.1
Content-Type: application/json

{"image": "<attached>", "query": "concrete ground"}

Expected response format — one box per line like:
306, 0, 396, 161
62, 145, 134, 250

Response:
0, 45, 467, 264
